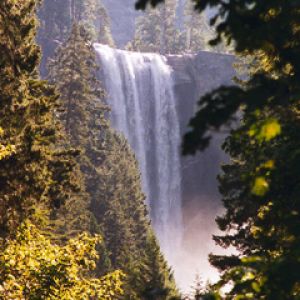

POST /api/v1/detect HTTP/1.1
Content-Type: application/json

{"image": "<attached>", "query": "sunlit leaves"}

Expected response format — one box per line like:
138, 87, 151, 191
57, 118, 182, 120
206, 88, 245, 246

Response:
0, 128, 16, 160
261, 160, 274, 170
249, 118, 281, 142
259, 119, 281, 141
0, 0, 81, 235
0, 221, 124, 299
251, 176, 269, 196
257, 202, 273, 219
0, 144, 16, 160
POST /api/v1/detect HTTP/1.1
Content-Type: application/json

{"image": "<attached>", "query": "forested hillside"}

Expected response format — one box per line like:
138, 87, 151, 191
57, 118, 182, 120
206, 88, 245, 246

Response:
1, 0, 299, 299
0, 0, 179, 299
47, 22, 179, 298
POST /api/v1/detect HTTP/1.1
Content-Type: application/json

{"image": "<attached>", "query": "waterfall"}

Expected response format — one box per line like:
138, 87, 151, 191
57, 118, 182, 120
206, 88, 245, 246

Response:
94, 44, 183, 260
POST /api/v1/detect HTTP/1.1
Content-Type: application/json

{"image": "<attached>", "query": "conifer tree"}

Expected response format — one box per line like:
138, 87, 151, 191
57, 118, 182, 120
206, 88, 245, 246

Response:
73, 0, 115, 45
191, 274, 204, 299
49, 24, 104, 147
38, 0, 72, 75
179, 1, 300, 298
207, 98, 300, 299
97, 1, 115, 47
38, 0, 114, 75
0, 0, 80, 236
183, 1, 213, 52
128, 0, 181, 54
49, 23, 179, 298
137, 231, 180, 300
138, 0, 300, 297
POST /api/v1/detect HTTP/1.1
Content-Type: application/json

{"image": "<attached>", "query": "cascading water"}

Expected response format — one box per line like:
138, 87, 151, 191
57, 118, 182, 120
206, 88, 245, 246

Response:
94, 44, 183, 261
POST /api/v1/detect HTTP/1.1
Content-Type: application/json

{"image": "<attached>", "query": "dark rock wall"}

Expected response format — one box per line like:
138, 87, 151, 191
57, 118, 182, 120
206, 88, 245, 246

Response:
167, 51, 235, 229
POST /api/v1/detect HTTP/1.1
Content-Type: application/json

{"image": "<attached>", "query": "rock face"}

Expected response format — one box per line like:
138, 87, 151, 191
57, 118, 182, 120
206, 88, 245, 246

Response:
167, 51, 235, 212
166, 51, 235, 290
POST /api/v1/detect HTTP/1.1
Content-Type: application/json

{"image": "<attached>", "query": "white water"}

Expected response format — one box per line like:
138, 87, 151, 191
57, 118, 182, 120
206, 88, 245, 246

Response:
94, 44, 183, 262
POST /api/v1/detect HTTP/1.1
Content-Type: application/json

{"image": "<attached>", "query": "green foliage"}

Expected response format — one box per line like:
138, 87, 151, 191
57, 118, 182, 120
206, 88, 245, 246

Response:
38, 0, 114, 75
131, 230, 179, 299
208, 104, 300, 298
137, 0, 300, 298
0, 221, 124, 299
49, 23, 105, 146
0, 128, 16, 161
48, 23, 106, 241
182, 2, 233, 54
92, 130, 180, 299
1, 1, 178, 299
183, 1, 212, 52
73, 0, 115, 45
128, 0, 182, 54
132, 0, 232, 56
49, 23, 179, 298
93, 0, 115, 46
0, 0, 80, 236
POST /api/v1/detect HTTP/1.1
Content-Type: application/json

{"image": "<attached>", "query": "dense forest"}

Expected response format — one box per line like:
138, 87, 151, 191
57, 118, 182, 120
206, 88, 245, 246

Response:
1, 0, 300, 299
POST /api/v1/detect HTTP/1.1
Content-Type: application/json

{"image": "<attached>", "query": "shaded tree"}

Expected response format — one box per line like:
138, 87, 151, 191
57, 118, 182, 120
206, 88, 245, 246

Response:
38, 0, 114, 75
49, 22, 178, 298
183, 1, 212, 52
128, 0, 182, 54
136, 0, 300, 298
0, 0, 80, 237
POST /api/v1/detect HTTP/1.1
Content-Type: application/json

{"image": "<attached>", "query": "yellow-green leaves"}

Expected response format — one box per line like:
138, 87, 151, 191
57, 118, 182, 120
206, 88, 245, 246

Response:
250, 225, 263, 238
251, 160, 275, 196
257, 202, 273, 219
0, 128, 16, 160
249, 118, 281, 142
0, 144, 16, 160
260, 119, 281, 141
260, 160, 275, 170
0, 221, 124, 299
251, 176, 269, 196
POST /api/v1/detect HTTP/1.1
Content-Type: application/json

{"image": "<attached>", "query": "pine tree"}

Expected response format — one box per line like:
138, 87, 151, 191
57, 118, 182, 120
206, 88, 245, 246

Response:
183, 1, 213, 52
191, 274, 204, 300
137, 230, 180, 300
38, 0, 72, 75
207, 100, 300, 299
49, 22, 179, 298
181, 0, 234, 54
0, 0, 81, 236
97, 0, 115, 47
49, 24, 104, 146
38, 0, 114, 75
73, 0, 115, 45
48, 23, 105, 241
128, 0, 181, 54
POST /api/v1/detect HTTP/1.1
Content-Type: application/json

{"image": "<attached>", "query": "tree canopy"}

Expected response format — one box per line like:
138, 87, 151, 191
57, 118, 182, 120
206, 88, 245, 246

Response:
0, 221, 124, 299
137, 0, 300, 298
48, 22, 179, 299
